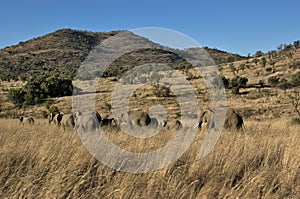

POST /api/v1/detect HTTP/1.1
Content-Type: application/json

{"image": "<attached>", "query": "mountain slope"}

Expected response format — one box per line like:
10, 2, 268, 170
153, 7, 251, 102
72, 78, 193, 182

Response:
0, 29, 245, 80
0, 29, 122, 79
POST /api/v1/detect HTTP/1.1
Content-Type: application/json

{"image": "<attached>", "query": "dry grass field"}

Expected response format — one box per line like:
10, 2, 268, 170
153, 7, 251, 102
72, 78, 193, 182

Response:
0, 118, 299, 198
0, 45, 300, 198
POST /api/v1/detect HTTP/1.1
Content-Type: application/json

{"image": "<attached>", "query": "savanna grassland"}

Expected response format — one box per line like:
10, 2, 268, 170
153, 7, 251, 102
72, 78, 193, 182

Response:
0, 29, 300, 198
0, 118, 299, 198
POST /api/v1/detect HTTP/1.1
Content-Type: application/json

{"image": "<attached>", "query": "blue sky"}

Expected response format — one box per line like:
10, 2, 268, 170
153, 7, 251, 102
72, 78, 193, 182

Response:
1, 0, 299, 55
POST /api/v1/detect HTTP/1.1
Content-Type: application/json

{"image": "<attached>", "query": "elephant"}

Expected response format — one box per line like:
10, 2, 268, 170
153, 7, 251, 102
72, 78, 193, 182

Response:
19, 116, 34, 125
130, 111, 151, 126
198, 108, 244, 131
60, 113, 75, 130
48, 112, 63, 126
166, 119, 183, 130
74, 111, 101, 132
117, 111, 168, 130
92, 110, 102, 123
147, 117, 168, 129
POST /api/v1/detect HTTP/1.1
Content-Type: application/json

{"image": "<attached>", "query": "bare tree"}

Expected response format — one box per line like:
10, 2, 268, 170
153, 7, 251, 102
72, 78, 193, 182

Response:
289, 91, 300, 117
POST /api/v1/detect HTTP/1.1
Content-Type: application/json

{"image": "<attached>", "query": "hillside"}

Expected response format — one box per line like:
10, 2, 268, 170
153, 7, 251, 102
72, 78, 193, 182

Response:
0, 28, 245, 81
0, 29, 299, 120
0, 29, 122, 80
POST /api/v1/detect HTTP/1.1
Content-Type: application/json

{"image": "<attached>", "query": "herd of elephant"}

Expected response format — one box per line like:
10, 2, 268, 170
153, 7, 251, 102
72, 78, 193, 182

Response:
18, 107, 244, 132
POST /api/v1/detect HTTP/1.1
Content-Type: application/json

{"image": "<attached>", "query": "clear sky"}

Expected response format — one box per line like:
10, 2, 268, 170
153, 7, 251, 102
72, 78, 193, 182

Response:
1, 0, 299, 56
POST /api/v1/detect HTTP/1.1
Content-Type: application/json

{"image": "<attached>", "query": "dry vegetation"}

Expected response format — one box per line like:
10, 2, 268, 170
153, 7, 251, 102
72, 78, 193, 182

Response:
0, 118, 299, 198
0, 29, 299, 198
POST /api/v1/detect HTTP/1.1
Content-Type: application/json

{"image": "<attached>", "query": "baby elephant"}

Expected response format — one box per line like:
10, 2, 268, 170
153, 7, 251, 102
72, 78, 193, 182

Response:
19, 116, 35, 125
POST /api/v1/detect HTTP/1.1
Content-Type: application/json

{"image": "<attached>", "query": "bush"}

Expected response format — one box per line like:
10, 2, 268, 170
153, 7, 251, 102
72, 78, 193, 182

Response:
268, 76, 280, 86
291, 117, 300, 125
230, 76, 248, 88
265, 67, 273, 72
153, 84, 171, 97
231, 87, 240, 95
7, 88, 25, 108
291, 72, 300, 86
48, 106, 59, 114
7, 74, 73, 108
221, 76, 230, 89
259, 80, 265, 88
279, 79, 292, 90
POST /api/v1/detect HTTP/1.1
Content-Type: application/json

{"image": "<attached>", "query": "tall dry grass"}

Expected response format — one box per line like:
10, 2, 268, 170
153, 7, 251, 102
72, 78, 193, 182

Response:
0, 119, 299, 198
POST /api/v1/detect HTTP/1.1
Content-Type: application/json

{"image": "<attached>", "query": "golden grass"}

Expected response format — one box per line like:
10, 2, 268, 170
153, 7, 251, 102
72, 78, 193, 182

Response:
0, 119, 299, 198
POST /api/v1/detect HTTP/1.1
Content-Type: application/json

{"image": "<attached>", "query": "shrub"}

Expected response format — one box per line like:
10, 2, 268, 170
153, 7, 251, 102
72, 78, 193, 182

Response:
153, 84, 171, 97
7, 74, 73, 108
48, 106, 59, 114
291, 117, 300, 125
291, 72, 300, 86
231, 87, 240, 95
7, 88, 25, 108
221, 76, 230, 89
259, 80, 265, 88
279, 79, 292, 90
268, 76, 280, 86
265, 67, 272, 72
260, 57, 267, 67
230, 76, 248, 88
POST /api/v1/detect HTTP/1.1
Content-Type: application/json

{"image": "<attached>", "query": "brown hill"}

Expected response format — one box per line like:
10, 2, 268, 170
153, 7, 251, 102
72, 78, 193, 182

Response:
0, 29, 122, 80
0, 28, 245, 81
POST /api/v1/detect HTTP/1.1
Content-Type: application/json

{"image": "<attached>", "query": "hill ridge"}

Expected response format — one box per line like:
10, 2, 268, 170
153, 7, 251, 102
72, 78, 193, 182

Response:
0, 28, 245, 81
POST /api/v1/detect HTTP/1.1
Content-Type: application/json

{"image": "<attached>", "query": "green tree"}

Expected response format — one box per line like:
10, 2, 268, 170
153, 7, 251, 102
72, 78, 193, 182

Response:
294, 40, 300, 48
230, 76, 248, 88
291, 72, 300, 86
255, 50, 264, 57
8, 88, 25, 107
260, 57, 267, 68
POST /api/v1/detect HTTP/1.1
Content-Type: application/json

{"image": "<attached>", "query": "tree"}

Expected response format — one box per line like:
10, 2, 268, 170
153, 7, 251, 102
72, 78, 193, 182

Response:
231, 87, 240, 95
253, 58, 259, 65
230, 76, 248, 88
291, 72, 300, 86
294, 40, 300, 48
258, 80, 265, 88
255, 50, 264, 57
7, 73, 73, 108
288, 91, 300, 117
260, 57, 267, 68
229, 63, 236, 74
279, 79, 292, 90
238, 63, 246, 72
8, 88, 25, 107
239, 77, 248, 87
221, 76, 230, 89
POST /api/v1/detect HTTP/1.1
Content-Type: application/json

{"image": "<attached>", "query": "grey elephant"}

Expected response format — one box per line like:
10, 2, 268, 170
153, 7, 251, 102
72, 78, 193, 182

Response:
130, 111, 151, 126
198, 108, 244, 131
19, 116, 34, 125
74, 111, 101, 132
166, 119, 182, 130
61, 113, 75, 130
117, 111, 168, 130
